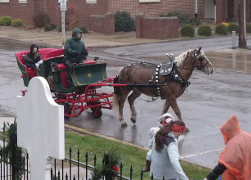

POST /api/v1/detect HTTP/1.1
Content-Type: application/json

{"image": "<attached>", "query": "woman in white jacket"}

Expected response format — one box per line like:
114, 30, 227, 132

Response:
148, 120, 188, 180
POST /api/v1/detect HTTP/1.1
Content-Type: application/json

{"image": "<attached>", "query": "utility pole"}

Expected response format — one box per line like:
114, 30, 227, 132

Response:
58, 0, 67, 47
239, 0, 246, 47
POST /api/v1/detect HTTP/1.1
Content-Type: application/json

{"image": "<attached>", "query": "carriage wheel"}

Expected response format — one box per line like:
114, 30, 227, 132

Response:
92, 107, 102, 118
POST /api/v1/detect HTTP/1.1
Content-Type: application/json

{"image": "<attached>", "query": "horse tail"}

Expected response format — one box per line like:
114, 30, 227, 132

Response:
112, 93, 119, 113
112, 74, 120, 112
112, 67, 125, 112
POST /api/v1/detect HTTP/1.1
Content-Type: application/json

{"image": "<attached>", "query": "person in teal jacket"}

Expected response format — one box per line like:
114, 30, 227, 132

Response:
148, 120, 188, 180
63, 28, 88, 87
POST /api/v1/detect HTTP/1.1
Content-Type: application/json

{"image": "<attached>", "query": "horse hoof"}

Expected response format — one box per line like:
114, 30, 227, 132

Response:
130, 118, 136, 123
121, 121, 128, 127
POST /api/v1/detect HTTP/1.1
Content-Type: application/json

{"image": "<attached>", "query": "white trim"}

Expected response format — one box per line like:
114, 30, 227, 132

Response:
19, 0, 27, 3
0, 0, 10, 3
86, 0, 97, 4
139, 0, 160, 3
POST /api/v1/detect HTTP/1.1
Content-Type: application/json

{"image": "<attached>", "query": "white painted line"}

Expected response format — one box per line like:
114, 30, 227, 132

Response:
180, 148, 224, 159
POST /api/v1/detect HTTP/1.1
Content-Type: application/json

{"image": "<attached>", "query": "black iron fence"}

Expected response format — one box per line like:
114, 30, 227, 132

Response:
0, 122, 29, 180
1, 122, 159, 180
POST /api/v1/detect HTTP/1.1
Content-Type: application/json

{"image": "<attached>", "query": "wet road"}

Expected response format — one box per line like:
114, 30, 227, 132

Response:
1, 38, 251, 169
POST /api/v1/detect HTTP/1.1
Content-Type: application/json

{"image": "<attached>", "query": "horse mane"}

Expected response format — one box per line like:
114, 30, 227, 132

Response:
174, 50, 192, 67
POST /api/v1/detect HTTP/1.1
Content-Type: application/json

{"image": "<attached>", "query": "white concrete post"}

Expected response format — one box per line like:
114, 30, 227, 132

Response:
232, 31, 236, 49
16, 77, 65, 180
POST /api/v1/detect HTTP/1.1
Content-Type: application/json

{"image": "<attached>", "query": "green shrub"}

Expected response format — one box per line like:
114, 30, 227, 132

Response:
227, 23, 239, 33
180, 24, 195, 37
49, 23, 57, 29
78, 26, 88, 33
44, 24, 53, 31
160, 10, 190, 26
215, 23, 228, 35
246, 23, 251, 33
115, 11, 135, 32
0, 17, 3, 26
1, 16, 12, 26
198, 25, 212, 36
189, 18, 200, 26
11, 19, 23, 27
32, 12, 50, 27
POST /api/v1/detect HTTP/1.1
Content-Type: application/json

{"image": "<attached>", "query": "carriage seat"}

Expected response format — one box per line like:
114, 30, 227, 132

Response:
15, 48, 64, 78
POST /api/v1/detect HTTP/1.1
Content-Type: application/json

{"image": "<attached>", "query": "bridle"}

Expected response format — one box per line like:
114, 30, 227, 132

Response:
191, 49, 210, 69
176, 49, 210, 71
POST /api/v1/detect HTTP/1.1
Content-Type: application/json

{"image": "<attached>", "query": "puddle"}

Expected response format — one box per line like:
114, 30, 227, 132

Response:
205, 49, 251, 74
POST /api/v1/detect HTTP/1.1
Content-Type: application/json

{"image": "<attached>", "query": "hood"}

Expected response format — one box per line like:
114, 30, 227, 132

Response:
72, 28, 83, 40
220, 115, 241, 144
158, 113, 174, 125
29, 44, 39, 53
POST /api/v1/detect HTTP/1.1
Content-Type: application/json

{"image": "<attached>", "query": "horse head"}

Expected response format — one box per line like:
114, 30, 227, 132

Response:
191, 47, 214, 75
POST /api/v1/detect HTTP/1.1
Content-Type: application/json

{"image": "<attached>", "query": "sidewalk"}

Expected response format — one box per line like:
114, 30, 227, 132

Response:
0, 26, 164, 48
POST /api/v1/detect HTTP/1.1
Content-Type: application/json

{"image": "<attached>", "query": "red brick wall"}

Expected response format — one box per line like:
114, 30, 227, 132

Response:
108, 0, 204, 19
216, 0, 227, 24
0, 0, 36, 25
1, 0, 250, 33
0, 0, 108, 27
136, 14, 179, 39
88, 12, 115, 35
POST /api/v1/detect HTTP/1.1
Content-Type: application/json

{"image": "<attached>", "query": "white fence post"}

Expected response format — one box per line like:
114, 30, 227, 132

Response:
16, 77, 65, 180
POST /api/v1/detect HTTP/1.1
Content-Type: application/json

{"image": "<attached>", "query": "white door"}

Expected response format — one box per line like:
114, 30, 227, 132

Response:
204, 0, 216, 20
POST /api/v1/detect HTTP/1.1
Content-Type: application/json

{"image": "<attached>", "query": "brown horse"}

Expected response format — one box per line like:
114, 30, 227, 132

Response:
113, 47, 214, 127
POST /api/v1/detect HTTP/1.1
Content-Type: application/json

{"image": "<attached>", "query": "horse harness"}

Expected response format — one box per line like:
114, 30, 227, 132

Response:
123, 61, 190, 100
148, 61, 190, 99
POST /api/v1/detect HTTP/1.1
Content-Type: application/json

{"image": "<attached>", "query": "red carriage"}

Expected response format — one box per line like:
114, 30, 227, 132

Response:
15, 48, 119, 118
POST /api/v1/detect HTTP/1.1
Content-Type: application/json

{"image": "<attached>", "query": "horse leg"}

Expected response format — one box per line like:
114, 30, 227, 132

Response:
162, 99, 171, 115
128, 90, 141, 123
118, 89, 130, 127
166, 96, 182, 120
163, 98, 190, 132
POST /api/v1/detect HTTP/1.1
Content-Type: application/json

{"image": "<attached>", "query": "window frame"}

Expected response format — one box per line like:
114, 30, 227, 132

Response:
0, 0, 10, 3
19, 0, 27, 3
86, 0, 97, 4
139, 0, 161, 3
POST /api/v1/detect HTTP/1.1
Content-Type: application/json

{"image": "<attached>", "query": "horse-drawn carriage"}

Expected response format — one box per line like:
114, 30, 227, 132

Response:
16, 47, 214, 126
16, 48, 116, 118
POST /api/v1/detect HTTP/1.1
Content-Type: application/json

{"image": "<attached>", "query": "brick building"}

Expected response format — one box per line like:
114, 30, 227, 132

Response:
0, 0, 250, 28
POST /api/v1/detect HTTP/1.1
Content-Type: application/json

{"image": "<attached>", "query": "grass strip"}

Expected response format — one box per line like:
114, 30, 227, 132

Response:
65, 129, 212, 180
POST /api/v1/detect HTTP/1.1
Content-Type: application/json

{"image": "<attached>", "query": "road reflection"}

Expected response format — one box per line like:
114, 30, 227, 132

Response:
205, 49, 251, 74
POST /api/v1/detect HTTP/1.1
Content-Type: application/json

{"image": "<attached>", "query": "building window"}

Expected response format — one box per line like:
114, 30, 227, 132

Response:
139, 0, 161, 3
86, 0, 97, 4
19, 0, 27, 3
0, 0, 10, 3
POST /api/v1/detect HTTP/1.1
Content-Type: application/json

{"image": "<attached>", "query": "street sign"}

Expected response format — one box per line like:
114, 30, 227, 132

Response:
60, 0, 67, 11
58, 0, 67, 46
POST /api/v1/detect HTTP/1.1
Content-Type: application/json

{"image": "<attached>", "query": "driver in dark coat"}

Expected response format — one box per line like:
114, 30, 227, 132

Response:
63, 28, 88, 87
